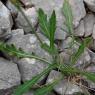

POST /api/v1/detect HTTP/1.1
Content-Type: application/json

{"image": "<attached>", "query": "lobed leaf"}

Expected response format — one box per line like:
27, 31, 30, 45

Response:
62, 0, 73, 33
49, 10, 56, 50
38, 8, 50, 38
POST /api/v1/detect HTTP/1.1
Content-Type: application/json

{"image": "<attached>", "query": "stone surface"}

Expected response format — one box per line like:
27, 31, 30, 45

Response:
7, 32, 52, 82
68, 0, 86, 27
0, 57, 21, 90
55, 28, 67, 40
16, 7, 38, 33
84, 0, 95, 12
7, 33, 52, 61
17, 58, 47, 82
0, 1, 13, 40
84, 13, 95, 37
6, 0, 18, 16
88, 50, 95, 64
92, 24, 95, 39
74, 20, 85, 37
47, 70, 82, 95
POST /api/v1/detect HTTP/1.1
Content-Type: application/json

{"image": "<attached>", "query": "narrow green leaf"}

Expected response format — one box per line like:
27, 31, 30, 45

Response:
62, 0, 73, 33
38, 8, 50, 38
71, 37, 92, 64
13, 63, 57, 95
49, 10, 56, 50
0, 42, 50, 64
82, 72, 95, 83
34, 79, 60, 95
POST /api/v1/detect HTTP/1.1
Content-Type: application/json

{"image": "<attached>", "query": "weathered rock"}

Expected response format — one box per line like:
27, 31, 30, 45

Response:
16, 7, 38, 33
6, 0, 18, 16
84, 0, 95, 12
92, 24, 95, 39
0, 57, 21, 90
47, 70, 82, 95
7, 32, 52, 82
74, 20, 85, 37
75, 50, 91, 69
0, 1, 13, 40
17, 58, 47, 82
7, 32, 52, 60
55, 28, 67, 40
68, 0, 86, 27
84, 14, 95, 37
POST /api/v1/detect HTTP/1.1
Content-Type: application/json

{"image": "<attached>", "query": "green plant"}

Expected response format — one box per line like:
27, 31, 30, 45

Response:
0, 0, 94, 95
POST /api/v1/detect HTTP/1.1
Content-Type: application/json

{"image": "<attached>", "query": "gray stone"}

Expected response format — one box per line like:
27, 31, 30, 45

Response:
75, 50, 91, 69
84, 0, 95, 12
7, 32, 52, 82
84, 14, 95, 37
6, 0, 18, 16
88, 50, 95, 64
16, 7, 38, 33
0, 57, 21, 90
17, 58, 47, 82
74, 20, 85, 37
68, 0, 86, 28
7, 32, 52, 61
55, 28, 67, 40
0, 1, 13, 40
86, 64, 95, 73
92, 24, 95, 39
47, 70, 82, 95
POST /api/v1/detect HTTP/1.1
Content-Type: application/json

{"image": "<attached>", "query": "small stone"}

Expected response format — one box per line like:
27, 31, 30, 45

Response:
55, 28, 67, 40
0, 57, 21, 90
0, 1, 13, 40
86, 64, 95, 73
88, 50, 95, 64
17, 58, 47, 82
16, 7, 38, 33
84, 14, 95, 37
68, 0, 86, 27
6, 0, 18, 16
74, 20, 85, 37
47, 70, 82, 95
92, 24, 95, 39
84, 0, 95, 12
74, 50, 91, 69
